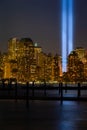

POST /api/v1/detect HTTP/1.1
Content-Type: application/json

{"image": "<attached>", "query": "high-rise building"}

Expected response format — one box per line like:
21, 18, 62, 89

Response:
45, 53, 54, 82
53, 54, 60, 81
18, 38, 34, 82
8, 38, 19, 60
75, 47, 87, 81
0, 53, 4, 79
75, 47, 86, 62
34, 43, 42, 65
2, 53, 11, 79
67, 51, 84, 82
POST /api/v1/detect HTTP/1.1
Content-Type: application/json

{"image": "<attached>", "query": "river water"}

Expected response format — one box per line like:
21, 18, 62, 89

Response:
0, 100, 87, 130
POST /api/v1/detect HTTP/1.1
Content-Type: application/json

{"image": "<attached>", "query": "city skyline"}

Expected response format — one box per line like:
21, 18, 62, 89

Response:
0, 0, 87, 54
0, 37, 86, 83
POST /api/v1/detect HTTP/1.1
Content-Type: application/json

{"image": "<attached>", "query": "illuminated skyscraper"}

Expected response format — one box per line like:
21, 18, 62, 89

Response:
34, 43, 42, 65
8, 38, 19, 60
75, 47, 85, 61
62, 0, 73, 72
19, 38, 34, 82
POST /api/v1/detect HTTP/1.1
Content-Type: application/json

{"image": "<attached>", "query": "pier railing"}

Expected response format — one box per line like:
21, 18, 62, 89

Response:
0, 82, 87, 107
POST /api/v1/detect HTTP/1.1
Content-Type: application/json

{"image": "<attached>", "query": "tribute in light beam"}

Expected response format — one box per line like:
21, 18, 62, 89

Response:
68, 0, 73, 55
62, 0, 67, 72
62, 0, 73, 72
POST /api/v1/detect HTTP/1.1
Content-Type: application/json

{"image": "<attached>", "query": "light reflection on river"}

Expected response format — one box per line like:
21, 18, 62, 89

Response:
0, 100, 87, 129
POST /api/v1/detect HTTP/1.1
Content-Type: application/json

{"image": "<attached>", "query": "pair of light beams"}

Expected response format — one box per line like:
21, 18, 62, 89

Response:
62, 0, 73, 72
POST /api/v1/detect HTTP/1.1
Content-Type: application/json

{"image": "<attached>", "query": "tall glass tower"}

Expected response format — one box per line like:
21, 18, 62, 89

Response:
62, 0, 73, 72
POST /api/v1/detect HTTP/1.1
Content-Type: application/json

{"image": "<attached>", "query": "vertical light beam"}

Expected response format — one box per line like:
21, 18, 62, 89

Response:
62, 0, 73, 72
62, 0, 67, 72
68, 0, 73, 55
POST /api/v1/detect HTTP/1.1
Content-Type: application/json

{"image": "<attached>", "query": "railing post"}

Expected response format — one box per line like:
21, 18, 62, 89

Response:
59, 83, 61, 95
2, 80, 5, 88
15, 82, 17, 102
32, 81, 35, 97
78, 82, 81, 99
26, 82, 29, 108
44, 81, 46, 96
8, 80, 11, 97
60, 83, 63, 104
65, 83, 67, 93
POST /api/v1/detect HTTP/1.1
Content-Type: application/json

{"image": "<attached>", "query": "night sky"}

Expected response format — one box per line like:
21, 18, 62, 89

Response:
0, 0, 87, 55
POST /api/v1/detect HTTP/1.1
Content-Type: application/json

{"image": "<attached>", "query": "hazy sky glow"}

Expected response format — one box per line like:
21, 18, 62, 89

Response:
0, 0, 87, 54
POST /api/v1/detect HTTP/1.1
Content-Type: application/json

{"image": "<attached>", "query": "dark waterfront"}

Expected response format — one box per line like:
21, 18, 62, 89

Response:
0, 100, 87, 130
0, 83, 87, 129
